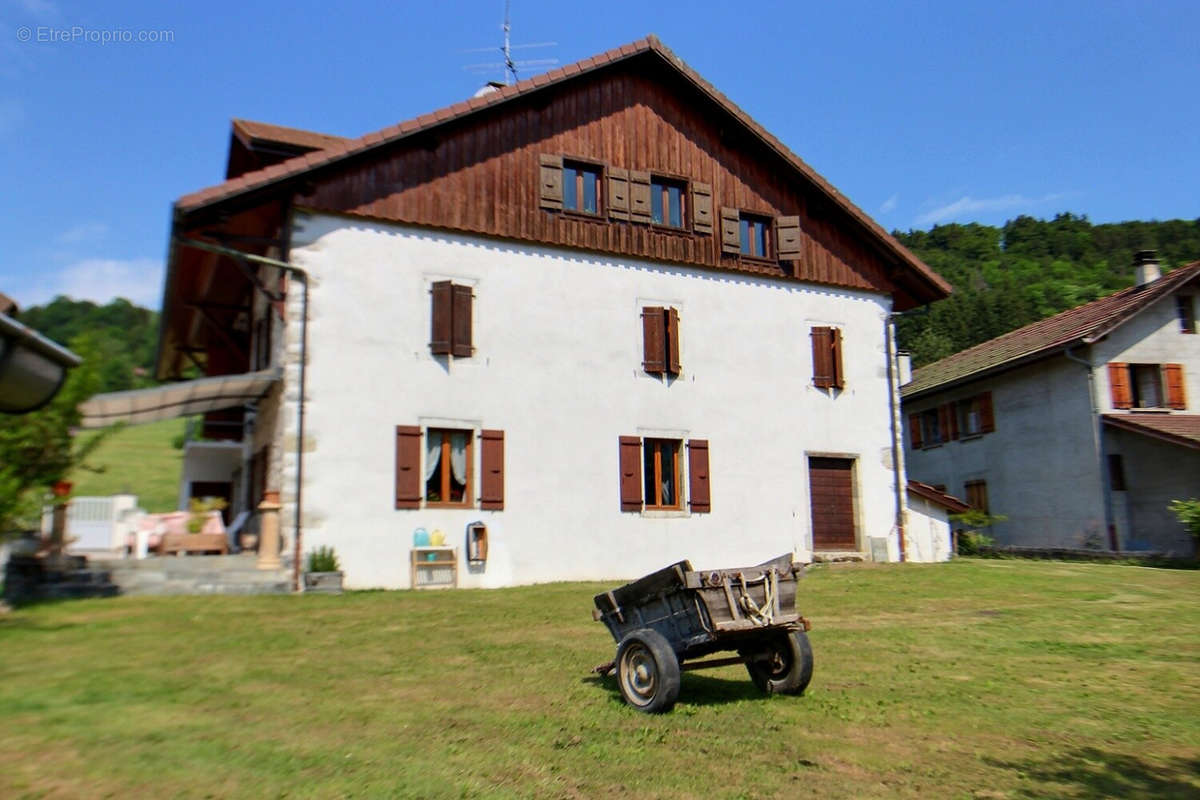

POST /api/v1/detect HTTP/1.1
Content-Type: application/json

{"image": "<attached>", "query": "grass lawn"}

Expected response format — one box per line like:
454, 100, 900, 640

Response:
67, 418, 185, 512
1, 559, 1198, 798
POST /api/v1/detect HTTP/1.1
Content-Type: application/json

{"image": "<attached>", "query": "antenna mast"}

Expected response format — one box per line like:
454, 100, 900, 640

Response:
462, 2, 556, 88
502, 0, 515, 84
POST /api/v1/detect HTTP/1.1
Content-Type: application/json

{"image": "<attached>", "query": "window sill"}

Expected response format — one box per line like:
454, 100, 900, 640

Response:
958, 433, 985, 442
1125, 407, 1173, 414
649, 223, 693, 237
424, 502, 475, 509
738, 254, 778, 266
919, 443, 945, 451
641, 508, 690, 519
560, 209, 606, 222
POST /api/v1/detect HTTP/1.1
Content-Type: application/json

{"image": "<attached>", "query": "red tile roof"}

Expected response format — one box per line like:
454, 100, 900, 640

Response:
1102, 413, 1200, 450
231, 119, 348, 152
907, 480, 970, 513
175, 35, 949, 298
903, 261, 1200, 399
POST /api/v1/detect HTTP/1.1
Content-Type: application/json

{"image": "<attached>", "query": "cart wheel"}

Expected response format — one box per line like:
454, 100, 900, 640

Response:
744, 630, 813, 695
615, 628, 681, 713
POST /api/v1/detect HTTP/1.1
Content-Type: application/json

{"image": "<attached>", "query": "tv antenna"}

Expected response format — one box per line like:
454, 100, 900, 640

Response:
462, 0, 556, 86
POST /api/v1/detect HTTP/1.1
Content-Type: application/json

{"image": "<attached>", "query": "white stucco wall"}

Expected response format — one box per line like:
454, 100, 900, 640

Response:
271, 211, 908, 588
179, 441, 243, 510
905, 357, 1105, 548
906, 494, 953, 562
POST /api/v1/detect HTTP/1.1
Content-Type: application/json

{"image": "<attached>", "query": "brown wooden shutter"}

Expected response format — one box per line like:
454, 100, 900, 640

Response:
450, 283, 473, 357
691, 182, 713, 234
629, 170, 652, 223
811, 326, 834, 388
937, 404, 951, 443
1164, 364, 1187, 409
979, 391, 995, 433
430, 281, 452, 354
831, 327, 845, 389
666, 307, 681, 375
607, 167, 630, 221
909, 413, 923, 449
479, 429, 504, 510
720, 207, 740, 254
945, 402, 960, 440
539, 154, 563, 210
687, 439, 711, 513
1107, 363, 1132, 409
395, 425, 422, 509
776, 216, 802, 260
619, 436, 643, 511
642, 306, 665, 373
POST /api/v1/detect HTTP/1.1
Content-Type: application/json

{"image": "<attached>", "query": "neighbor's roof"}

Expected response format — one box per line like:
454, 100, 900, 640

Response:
231, 118, 349, 152
903, 261, 1200, 399
1102, 413, 1200, 451
176, 35, 950, 298
907, 480, 970, 513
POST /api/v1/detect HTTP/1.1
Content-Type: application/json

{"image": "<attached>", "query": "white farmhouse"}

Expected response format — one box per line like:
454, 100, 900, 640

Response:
903, 252, 1200, 555
82, 37, 951, 588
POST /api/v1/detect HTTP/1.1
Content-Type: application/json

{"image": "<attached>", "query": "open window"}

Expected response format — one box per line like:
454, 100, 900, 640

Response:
619, 436, 710, 513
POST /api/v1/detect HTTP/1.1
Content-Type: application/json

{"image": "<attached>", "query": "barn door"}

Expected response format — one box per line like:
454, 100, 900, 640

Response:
808, 457, 857, 551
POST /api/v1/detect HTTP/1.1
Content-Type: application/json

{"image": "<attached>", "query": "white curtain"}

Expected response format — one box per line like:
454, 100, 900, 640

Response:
449, 431, 469, 486
425, 430, 442, 482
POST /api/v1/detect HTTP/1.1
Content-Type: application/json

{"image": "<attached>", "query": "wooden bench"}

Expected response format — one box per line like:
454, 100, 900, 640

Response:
157, 531, 228, 555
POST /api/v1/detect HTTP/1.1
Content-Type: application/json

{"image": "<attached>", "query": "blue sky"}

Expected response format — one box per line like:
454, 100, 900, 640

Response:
2, 0, 1197, 309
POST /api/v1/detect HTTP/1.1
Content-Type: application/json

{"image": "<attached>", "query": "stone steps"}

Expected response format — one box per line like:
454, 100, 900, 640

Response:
91, 555, 292, 596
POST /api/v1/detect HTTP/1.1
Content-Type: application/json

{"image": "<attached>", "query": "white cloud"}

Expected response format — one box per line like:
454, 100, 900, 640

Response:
915, 192, 1068, 226
57, 222, 109, 244
21, 258, 165, 308
880, 193, 898, 214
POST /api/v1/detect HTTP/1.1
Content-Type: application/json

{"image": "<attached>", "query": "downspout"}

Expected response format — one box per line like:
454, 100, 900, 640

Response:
1064, 346, 1118, 550
884, 314, 907, 562
173, 235, 310, 589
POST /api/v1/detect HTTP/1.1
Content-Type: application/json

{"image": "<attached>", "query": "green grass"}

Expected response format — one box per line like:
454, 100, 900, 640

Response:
68, 418, 184, 512
1, 559, 1198, 798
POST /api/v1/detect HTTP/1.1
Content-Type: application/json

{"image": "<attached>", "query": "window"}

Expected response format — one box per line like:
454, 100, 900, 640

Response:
1178, 296, 1196, 334
955, 392, 995, 436
740, 214, 771, 258
650, 177, 687, 228
1109, 363, 1186, 410
920, 408, 944, 446
618, 436, 710, 513
425, 429, 473, 506
964, 480, 989, 514
810, 326, 844, 389
643, 439, 681, 510
641, 306, 681, 375
430, 281, 473, 357
563, 161, 602, 215
1107, 454, 1126, 491
394, 426, 505, 510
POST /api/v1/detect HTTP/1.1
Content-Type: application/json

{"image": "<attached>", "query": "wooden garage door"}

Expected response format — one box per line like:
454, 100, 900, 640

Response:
809, 457, 856, 550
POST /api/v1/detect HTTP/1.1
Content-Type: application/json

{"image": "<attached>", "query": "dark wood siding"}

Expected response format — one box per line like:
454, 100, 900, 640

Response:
300, 66, 897, 297
809, 457, 856, 551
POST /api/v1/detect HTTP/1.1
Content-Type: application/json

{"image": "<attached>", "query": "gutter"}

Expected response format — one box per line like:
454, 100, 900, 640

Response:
1064, 346, 1118, 550
174, 235, 310, 592
884, 312, 908, 562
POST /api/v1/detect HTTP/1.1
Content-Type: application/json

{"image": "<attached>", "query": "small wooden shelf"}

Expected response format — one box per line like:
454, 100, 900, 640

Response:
411, 546, 458, 589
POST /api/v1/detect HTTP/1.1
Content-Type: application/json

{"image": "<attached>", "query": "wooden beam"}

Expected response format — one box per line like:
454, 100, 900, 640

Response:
194, 306, 248, 364
186, 301, 251, 312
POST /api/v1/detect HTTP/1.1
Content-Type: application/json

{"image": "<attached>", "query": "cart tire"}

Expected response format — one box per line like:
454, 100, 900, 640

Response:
615, 628, 681, 713
743, 630, 813, 695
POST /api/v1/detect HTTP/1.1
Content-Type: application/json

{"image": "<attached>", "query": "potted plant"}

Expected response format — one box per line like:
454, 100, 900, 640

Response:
304, 545, 343, 594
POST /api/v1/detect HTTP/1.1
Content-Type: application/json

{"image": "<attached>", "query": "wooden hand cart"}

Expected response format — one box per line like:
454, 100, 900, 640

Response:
592, 553, 813, 713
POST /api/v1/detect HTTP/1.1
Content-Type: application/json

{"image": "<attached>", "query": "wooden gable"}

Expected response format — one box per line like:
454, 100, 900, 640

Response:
290, 61, 909, 303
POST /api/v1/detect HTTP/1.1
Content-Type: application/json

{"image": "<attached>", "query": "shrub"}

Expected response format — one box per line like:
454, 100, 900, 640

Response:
956, 529, 994, 555
1169, 499, 1200, 540
307, 546, 340, 573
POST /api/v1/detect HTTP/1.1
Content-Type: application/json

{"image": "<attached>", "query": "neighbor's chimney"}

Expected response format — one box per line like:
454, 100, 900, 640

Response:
897, 351, 913, 386
1134, 250, 1161, 287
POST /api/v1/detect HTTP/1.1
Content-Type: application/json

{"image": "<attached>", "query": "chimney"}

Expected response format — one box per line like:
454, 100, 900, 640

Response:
897, 351, 913, 386
1134, 250, 1161, 287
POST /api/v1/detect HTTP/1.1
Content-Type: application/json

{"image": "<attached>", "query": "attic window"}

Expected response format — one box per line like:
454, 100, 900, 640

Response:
651, 177, 687, 229
740, 213, 772, 259
1178, 296, 1196, 334
563, 160, 602, 215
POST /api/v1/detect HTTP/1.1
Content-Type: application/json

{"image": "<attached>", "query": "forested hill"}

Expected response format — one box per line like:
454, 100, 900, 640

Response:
894, 214, 1200, 366
17, 297, 158, 394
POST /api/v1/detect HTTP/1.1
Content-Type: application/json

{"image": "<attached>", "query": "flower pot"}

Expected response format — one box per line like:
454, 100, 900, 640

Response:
304, 571, 344, 594
52, 481, 73, 498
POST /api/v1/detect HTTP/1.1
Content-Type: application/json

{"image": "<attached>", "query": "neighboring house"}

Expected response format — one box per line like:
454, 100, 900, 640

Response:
81, 36, 950, 588
903, 252, 1200, 555
905, 480, 969, 563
